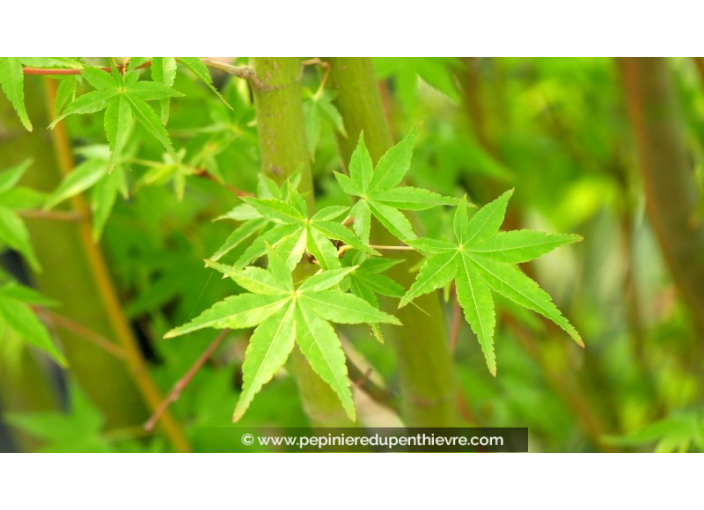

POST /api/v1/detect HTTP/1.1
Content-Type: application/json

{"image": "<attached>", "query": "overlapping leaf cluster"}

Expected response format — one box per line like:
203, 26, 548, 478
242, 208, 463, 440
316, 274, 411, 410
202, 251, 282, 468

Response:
0, 57, 582, 422
165, 130, 582, 422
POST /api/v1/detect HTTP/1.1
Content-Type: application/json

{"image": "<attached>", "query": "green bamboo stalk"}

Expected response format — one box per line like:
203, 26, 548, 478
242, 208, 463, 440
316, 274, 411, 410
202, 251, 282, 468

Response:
0, 77, 191, 452
251, 57, 354, 426
323, 58, 459, 426
618, 58, 704, 332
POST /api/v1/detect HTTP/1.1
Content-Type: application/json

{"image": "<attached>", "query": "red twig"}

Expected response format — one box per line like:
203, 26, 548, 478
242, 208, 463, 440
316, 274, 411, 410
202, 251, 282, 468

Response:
23, 61, 152, 76
194, 168, 254, 197
144, 330, 229, 432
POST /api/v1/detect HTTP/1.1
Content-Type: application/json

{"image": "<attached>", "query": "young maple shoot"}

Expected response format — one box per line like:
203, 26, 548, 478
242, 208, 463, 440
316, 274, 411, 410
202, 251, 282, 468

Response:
334, 128, 458, 243
165, 246, 399, 422
51, 61, 183, 170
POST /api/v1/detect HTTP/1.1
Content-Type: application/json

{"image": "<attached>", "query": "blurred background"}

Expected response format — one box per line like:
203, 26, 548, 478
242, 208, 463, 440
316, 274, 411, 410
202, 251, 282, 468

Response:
0, 57, 703, 452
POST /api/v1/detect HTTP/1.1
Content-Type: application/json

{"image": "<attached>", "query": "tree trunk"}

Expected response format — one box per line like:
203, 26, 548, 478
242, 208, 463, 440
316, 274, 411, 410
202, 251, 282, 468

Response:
619, 58, 704, 332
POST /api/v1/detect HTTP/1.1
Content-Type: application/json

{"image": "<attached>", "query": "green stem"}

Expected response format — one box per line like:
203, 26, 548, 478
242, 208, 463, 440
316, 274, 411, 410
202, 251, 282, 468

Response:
324, 57, 459, 426
251, 57, 354, 426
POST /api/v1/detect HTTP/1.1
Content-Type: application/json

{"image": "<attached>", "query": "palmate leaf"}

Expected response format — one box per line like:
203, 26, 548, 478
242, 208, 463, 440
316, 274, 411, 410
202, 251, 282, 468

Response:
401, 192, 582, 375
52, 63, 183, 166
335, 129, 457, 242
166, 247, 400, 422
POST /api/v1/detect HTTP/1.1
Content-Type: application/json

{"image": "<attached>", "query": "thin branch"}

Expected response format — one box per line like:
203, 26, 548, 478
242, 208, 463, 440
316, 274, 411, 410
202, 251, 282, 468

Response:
193, 168, 254, 197
198, 58, 264, 89
23, 61, 151, 76
144, 330, 229, 432
35, 308, 126, 359
18, 210, 81, 222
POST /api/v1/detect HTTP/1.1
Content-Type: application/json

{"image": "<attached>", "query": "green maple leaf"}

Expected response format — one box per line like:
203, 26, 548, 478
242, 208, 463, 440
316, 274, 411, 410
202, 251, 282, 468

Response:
51, 63, 183, 170
0, 281, 66, 366
235, 183, 376, 270
400, 190, 582, 376
335, 129, 457, 243
165, 246, 400, 422
0, 160, 42, 271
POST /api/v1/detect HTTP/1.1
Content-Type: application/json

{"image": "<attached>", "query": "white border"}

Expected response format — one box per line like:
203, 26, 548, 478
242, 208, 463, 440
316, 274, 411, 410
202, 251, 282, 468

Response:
1, 453, 701, 508
2, 1, 702, 55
